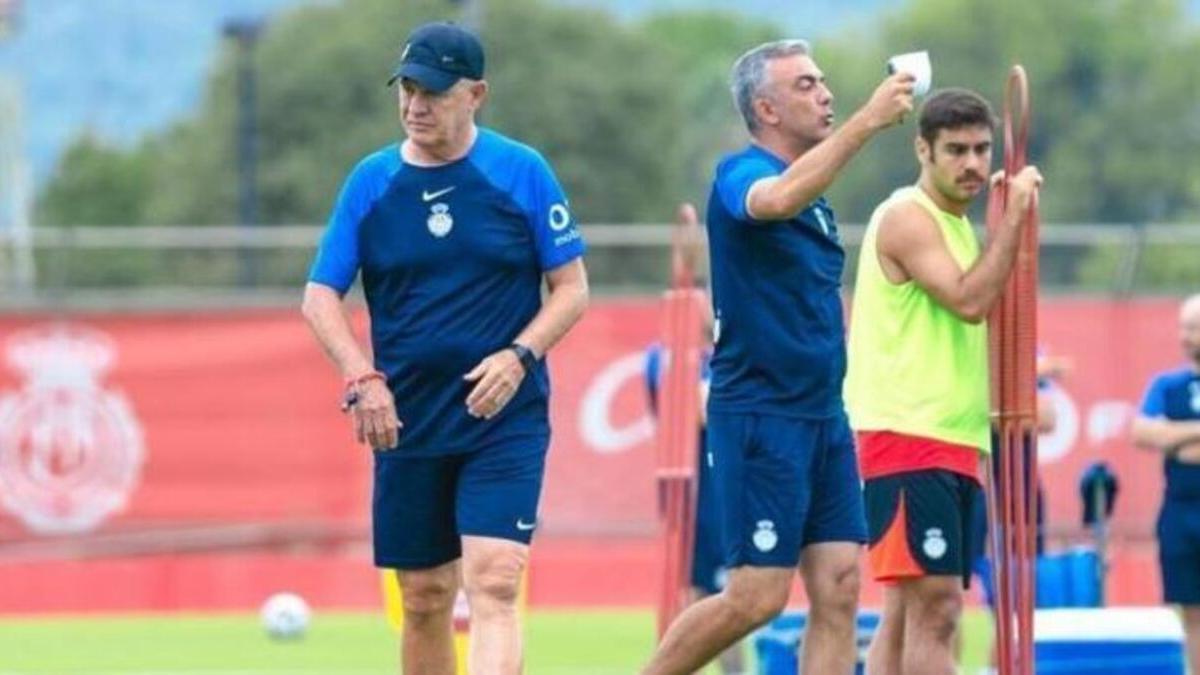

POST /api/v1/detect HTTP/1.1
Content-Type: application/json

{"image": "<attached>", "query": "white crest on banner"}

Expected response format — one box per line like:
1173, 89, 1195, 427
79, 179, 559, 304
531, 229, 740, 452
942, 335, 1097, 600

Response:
0, 324, 145, 534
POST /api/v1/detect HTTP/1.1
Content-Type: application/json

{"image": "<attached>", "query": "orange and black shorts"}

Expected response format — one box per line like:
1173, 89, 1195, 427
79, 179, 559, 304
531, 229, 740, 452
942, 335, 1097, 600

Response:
865, 469, 982, 588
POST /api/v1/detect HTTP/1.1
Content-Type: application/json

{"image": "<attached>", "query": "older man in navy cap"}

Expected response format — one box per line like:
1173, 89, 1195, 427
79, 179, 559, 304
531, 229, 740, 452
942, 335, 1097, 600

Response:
303, 21, 589, 675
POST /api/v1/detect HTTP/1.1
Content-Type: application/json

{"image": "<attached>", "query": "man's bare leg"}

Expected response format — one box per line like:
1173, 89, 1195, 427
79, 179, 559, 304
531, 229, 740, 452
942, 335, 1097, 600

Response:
866, 584, 905, 675
1181, 605, 1200, 675
397, 560, 460, 675
799, 542, 862, 675
461, 536, 529, 675
641, 566, 792, 675
899, 575, 962, 675
690, 588, 749, 674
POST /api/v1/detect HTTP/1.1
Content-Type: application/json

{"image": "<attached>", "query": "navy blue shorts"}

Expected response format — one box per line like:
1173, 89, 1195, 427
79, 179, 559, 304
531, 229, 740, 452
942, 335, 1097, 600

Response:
372, 437, 548, 570
706, 411, 867, 569
1158, 499, 1200, 605
865, 469, 981, 587
692, 438, 727, 594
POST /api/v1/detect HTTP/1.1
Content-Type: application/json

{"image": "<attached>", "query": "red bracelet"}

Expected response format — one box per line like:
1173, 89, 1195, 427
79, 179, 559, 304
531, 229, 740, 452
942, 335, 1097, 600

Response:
345, 370, 386, 390
340, 371, 386, 412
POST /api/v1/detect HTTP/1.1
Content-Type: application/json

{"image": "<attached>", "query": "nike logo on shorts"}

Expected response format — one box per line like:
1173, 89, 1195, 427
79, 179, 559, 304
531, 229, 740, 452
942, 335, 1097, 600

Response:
516, 519, 537, 531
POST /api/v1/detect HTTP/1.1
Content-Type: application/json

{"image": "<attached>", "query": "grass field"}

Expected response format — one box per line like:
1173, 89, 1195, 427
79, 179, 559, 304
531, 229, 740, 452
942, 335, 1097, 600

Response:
0, 608, 991, 674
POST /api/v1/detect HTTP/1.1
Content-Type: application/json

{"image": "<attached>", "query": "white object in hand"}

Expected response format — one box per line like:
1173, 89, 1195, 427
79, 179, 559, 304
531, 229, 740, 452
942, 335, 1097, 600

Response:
261, 592, 311, 640
887, 50, 932, 97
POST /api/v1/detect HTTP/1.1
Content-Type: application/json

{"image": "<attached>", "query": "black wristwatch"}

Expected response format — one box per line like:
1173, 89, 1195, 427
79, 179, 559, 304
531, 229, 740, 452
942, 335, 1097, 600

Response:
508, 342, 539, 374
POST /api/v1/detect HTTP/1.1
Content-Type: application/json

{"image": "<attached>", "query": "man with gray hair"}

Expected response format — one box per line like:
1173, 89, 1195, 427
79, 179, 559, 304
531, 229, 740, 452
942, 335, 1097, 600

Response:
1133, 294, 1200, 674
642, 39, 914, 675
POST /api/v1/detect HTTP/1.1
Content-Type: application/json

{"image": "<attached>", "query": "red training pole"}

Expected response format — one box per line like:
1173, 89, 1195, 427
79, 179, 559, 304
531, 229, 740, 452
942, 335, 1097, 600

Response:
655, 215, 704, 638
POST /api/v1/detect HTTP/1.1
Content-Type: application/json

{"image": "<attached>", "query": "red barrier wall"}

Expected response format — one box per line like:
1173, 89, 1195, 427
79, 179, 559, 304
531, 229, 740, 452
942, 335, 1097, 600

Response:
0, 298, 1188, 611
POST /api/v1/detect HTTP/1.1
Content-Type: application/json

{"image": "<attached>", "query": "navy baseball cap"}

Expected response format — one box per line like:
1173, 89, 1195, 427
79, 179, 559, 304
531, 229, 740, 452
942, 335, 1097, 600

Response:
387, 22, 485, 92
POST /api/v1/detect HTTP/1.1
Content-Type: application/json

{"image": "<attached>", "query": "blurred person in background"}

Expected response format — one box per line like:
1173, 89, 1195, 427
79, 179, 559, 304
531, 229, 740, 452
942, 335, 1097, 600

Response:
1132, 294, 1200, 674
642, 38, 914, 675
644, 204, 747, 675
302, 21, 588, 675
843, 88, 1042, 674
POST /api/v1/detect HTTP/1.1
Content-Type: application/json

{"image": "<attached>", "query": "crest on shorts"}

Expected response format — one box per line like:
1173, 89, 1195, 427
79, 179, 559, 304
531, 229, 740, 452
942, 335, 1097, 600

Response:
0, 324, 145, 534
427, 202, 453, 238
752, 519, 778, 552
922, 527, 948, 560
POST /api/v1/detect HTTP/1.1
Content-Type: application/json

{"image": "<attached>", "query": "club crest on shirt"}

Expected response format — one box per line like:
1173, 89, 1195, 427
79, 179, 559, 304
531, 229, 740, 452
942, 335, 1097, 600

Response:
1190, 381, 1200, 414
427, 203, 453, 238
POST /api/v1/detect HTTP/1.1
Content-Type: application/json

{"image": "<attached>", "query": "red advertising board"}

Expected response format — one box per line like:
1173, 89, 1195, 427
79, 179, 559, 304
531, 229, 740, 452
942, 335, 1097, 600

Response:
0, 297, 1188, 610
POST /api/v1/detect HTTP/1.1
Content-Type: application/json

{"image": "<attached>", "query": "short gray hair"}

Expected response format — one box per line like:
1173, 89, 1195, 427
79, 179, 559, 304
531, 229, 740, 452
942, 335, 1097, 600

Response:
1181, 293, 1200, 321
730, 39, 811, 133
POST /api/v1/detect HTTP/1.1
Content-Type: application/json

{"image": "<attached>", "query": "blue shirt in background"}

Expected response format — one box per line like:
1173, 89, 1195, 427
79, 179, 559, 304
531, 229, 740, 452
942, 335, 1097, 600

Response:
1140, 367, 1200, 500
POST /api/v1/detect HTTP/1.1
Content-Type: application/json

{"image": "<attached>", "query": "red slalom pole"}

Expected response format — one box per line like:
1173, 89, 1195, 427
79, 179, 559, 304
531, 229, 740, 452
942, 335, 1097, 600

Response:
655, 209, 704, 638
986, 64, 1040, 675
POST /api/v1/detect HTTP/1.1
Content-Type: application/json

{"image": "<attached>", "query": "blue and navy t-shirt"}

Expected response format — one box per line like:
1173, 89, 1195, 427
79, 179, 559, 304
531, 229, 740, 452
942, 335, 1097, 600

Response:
309, 128, 586, 456
705, 144, 846, 419
1140, 367, 1200, 500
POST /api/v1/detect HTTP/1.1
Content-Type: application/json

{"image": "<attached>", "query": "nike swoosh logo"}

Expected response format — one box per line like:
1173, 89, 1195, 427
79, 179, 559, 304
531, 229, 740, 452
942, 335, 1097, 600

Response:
516, 519, 537, 531
422, 186, 456, 202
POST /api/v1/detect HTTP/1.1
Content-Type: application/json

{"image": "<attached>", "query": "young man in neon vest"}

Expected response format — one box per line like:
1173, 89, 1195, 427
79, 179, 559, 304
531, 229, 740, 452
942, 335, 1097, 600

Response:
843, 88, 1041, 675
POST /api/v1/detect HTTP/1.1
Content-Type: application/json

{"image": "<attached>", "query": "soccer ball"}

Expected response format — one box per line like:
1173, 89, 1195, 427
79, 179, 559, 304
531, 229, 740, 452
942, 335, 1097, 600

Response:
260, 592, 310, 640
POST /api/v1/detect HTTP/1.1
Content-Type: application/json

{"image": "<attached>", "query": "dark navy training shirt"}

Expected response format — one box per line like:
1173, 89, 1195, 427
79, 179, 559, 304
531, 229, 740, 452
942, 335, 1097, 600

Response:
309, 128, 586, 456
706, 144, 846, 419
1140, 367, 1200, 500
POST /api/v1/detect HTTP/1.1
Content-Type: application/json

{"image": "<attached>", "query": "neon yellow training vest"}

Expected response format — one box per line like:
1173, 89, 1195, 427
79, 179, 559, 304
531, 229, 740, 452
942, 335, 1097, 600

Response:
844, 186, 991, 453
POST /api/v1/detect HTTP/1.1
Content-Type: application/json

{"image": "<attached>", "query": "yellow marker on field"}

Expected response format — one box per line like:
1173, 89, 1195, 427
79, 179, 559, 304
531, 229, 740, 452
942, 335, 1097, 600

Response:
381, 569, 528, 673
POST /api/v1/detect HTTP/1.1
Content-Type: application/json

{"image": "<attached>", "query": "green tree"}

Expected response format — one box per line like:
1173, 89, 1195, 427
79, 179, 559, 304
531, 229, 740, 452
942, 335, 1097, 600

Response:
482, 0, 683, 222
36, 0, 1200, 291
37, 0, 806, 230
37, 135, 155, 226
47, 0, 706, 227
822, 0, 1200, 226
638, 11, 782, 214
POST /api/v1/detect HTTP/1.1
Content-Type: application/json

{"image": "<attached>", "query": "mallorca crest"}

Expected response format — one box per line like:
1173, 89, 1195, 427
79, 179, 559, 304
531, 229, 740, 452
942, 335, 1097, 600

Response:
0, 324, 145, 534
427, 202, 453, 238
752, 519, 778, 552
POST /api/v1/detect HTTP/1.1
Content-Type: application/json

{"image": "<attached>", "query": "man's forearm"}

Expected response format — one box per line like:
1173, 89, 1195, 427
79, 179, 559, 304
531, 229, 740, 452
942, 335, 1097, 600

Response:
957, 212, 1024, 319
1133, 418, 1200, 451
301, 282, 375, 379
513, 278, 588, 358
751, 112, 877, 220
